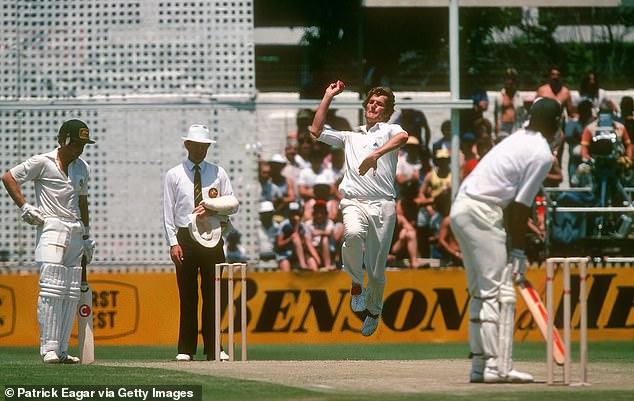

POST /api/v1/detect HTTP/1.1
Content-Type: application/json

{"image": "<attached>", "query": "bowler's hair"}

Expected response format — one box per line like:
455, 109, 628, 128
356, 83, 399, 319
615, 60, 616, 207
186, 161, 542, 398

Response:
362, 87, 395, 121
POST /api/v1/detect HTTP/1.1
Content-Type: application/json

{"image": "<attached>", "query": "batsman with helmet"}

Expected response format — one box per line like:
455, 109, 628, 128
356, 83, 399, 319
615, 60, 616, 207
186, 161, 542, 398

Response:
2, 119, 96, 363
450, 98, 562, 383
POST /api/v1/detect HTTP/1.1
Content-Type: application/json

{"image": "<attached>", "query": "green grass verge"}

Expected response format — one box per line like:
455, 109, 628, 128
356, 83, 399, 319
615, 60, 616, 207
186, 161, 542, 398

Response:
1, 342, 633, 401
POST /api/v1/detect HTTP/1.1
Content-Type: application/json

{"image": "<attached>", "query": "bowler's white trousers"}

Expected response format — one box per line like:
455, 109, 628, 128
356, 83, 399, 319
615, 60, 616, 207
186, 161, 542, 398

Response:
450, 193, 507, 361
340, 198, 396, 316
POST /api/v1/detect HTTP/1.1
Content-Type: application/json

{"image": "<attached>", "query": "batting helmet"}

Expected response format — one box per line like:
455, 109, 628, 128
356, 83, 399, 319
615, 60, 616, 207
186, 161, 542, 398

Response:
57, 119, 95, 146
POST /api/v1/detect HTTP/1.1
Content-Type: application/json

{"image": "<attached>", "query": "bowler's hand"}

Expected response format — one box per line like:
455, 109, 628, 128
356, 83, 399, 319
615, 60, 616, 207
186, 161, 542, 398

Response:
358, 154, 379, 176
170, 244, 184, 268
325, 80, 345, 98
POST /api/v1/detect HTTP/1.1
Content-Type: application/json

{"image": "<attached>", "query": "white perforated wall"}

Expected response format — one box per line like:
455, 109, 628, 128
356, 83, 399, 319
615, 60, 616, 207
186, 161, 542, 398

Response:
0, 1, 257, 265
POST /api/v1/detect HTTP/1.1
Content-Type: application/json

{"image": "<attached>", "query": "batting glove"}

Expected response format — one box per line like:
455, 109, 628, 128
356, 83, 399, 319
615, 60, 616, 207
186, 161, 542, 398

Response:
20, 203, 45, 226
509, 248, 528, 284
83, 238, 96, 264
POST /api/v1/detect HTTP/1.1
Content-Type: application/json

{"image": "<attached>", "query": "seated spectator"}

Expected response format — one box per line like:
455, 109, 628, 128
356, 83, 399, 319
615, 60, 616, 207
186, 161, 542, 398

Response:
432, 120, 452, 154
269, 153, 297, 219
275, 202, 313, 271
258, 201, 279, 261
396, 135, 423, 189
435, 191, 462, 267
460, 132, 478, 180
224, 231, 247, 263
297, 144, 336, 203
304, 200, 336, 271
389, 207, 421, 269
303, 175, 339, 222
416, 148, 452, 240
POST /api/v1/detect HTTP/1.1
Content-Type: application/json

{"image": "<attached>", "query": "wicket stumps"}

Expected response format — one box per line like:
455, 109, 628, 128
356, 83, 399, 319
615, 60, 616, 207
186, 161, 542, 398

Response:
545, 257, 589, 385
214, 262, 248, 362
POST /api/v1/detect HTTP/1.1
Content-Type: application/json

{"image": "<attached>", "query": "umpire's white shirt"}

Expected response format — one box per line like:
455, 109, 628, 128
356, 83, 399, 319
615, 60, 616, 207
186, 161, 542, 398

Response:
163, 159, 234, 247
318, 122, 403, 200
10, 148, 89, 222
458, 128, 553, 208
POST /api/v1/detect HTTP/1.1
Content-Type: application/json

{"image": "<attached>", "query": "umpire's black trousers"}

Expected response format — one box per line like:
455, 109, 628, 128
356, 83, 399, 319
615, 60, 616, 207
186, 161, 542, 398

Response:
176, 228, 225, 359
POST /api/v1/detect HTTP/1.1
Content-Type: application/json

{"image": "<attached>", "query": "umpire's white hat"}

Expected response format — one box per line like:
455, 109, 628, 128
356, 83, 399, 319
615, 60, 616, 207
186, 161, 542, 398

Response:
182, 124, 217, 144
188, 213, 222, 248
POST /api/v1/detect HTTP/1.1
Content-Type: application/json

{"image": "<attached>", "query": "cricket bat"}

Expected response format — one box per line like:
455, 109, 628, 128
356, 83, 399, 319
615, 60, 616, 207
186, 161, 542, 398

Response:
518, 279, 565, 365
78, 256, 95, 364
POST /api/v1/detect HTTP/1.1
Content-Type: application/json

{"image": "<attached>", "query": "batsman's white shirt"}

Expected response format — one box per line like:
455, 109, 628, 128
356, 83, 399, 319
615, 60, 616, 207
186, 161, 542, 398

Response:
318, 122, 403, 200
10, 148, 89, 222
458, 128, 553, 208
163, 159, 234, 247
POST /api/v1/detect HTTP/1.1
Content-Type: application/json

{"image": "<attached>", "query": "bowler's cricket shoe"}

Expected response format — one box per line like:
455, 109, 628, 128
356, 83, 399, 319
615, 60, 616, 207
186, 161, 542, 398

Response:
175, 353, 192, 361
59, 352, 80, 364
42, 351, 60, 364
350, 283, 365, 312
361, 312, 380, 336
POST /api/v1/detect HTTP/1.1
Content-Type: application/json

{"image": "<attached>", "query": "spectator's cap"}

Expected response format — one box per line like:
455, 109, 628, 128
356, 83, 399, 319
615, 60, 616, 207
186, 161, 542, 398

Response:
58, 119, 95, 145
188, 214, 222, 248
435, 148, 450, 159
288, 201, 302, 214
269, 154, 287, 165
259, 201, 275, 213
313, 175, 332, 188
405, 135, 420, 146
462, 132, 475, 142
182, 124, 216, 144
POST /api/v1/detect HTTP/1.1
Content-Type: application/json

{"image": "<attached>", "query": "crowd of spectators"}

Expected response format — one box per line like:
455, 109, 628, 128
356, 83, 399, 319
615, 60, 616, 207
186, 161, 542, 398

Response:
252, 68, 633, 270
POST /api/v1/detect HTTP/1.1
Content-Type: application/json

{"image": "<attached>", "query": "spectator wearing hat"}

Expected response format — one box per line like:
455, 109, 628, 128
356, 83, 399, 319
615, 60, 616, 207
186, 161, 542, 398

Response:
269, 153, 297, 220
163, 124, 233, 362
275, 202, 313, 271
416, 148, 452, 246
304, 200, 337, 271
258, 201, 278, 261
396, 135, 424, 188
2, 119, 95, 364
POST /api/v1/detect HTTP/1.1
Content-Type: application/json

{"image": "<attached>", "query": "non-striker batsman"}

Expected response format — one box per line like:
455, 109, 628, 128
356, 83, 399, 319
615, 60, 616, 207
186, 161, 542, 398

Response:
2, 119, 96, 363
450, 97, 562, 383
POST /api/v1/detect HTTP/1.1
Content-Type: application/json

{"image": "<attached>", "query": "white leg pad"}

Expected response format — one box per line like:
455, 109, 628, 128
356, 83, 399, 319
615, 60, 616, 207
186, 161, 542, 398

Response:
498, 265, 517, 377
38, 263, 81, 356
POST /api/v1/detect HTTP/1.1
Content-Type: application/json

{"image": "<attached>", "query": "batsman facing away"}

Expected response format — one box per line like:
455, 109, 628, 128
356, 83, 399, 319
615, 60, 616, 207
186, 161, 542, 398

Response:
450, 97, 563, 383
2, 119, 96, 364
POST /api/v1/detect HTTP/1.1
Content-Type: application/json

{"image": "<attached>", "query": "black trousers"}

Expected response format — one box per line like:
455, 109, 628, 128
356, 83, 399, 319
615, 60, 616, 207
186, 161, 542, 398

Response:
176, 228, 224, 359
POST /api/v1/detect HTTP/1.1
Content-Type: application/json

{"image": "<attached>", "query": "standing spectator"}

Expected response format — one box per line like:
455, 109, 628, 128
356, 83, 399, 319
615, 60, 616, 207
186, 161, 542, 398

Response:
450, 98, 562, 383
578, 71, 609, 115
393, 106, 431, 154
304, 200, 337, 271
461, 89, 489, 136
2, 119, 95, 364
536, 66, 574, 119
287, 109, 314, 144
494, 68, 525, 140
310, 82, 408, 336
258, 161, 272, 202
258, 201, 278, 262
564, 99, 594, 186
163, 124, 234, 362
275, 202, 312, 271
269, 154, 297, 219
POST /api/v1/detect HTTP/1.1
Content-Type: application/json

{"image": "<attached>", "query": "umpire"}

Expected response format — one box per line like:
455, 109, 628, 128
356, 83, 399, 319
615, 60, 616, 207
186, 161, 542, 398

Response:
163, 124, 233, 361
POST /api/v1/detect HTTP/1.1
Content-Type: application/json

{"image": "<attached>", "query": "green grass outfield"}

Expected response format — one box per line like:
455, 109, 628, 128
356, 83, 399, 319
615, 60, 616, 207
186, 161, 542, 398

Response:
2, 341, 633, 401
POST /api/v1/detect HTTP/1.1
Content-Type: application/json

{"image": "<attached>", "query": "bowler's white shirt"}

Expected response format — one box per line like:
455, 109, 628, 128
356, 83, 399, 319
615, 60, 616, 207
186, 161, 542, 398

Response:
10, 148, 89, 222
163, 159, 233, 246
458, 128, 553, 208
318, 122, 404, 200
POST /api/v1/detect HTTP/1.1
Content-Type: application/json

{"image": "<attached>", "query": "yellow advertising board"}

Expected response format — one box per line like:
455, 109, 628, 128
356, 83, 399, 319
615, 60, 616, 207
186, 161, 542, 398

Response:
1, 267, 633, 346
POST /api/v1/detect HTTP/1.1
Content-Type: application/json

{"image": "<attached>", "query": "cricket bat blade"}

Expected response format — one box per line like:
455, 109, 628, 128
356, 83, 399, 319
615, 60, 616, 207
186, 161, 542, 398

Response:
78, 281, 95, 364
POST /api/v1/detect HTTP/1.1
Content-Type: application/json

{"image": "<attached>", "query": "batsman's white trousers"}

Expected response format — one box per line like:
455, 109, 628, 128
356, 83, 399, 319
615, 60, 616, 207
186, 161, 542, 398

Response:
36, 218, 84, 356
450, 193, 507, 361
340, 198, 396, 316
